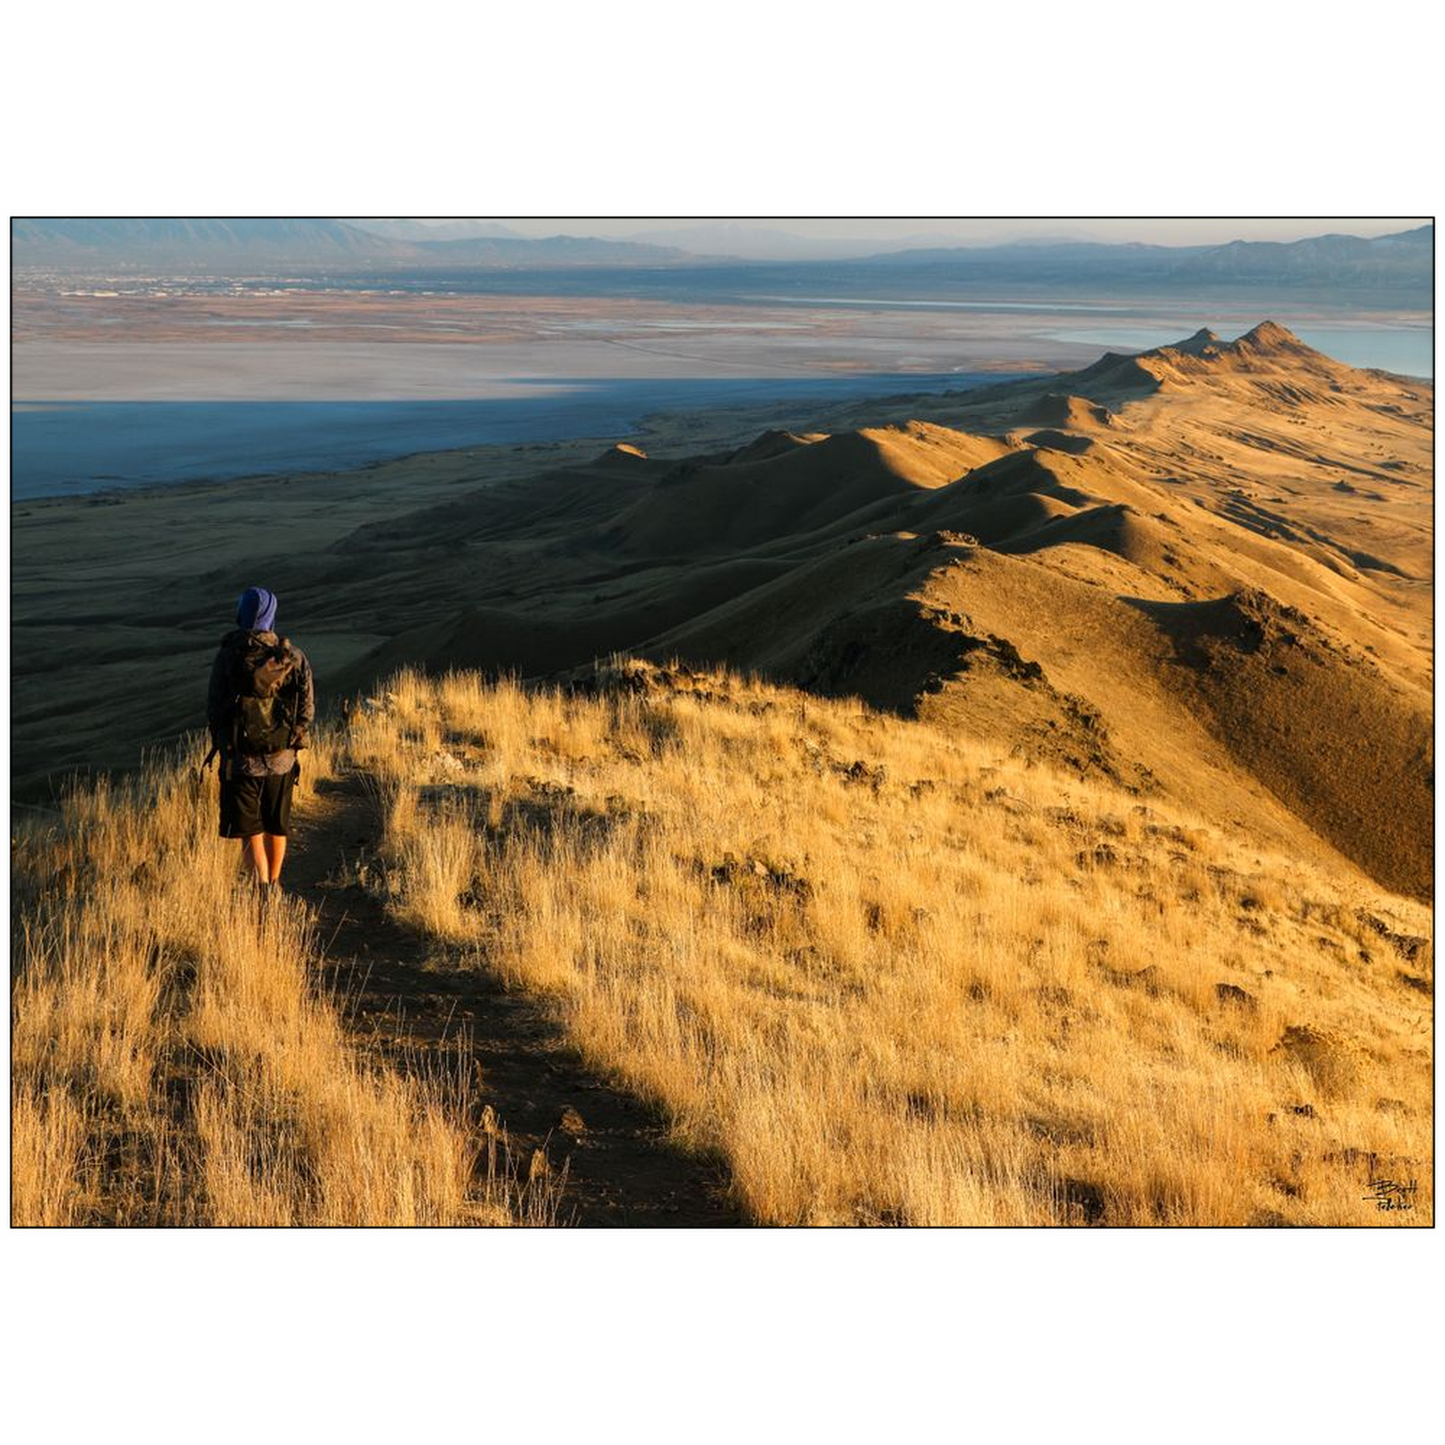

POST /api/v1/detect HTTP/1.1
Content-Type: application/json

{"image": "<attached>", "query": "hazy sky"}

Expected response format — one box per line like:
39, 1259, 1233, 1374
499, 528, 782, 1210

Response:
423, 218, 1426, 245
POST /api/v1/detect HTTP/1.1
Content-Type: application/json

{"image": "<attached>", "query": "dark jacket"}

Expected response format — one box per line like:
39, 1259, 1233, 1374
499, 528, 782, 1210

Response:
207, 629, 316, 778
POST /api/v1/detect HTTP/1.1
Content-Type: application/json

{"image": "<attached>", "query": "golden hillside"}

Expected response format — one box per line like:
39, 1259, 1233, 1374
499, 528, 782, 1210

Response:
10, 734, 562, 1226
12, 324, 1432, 1227
15, 664, 1430, 1225
344, 664, 1429, 1225
333, 323, 1433, 900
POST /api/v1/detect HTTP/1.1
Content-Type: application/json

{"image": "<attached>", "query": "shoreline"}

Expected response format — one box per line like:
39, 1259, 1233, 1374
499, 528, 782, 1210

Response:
13, 371, 1029, 798
13, 341, 1431, 812
11, 370, 1027, 504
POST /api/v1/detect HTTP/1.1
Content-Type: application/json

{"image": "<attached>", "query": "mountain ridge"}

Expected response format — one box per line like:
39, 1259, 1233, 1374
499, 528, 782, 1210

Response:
10, 217, 701, 271
12, 220, 1432, 297
8, 323, 1431, 899
319, 322, 1433, 897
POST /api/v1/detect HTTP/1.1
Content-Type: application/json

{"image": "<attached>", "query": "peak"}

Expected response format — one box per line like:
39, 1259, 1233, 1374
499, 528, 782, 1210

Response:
1168, 328, 1224, 357
1133, 320, 1338, 377
1240, 320, 1302, 348
1154, 323, 1311, 363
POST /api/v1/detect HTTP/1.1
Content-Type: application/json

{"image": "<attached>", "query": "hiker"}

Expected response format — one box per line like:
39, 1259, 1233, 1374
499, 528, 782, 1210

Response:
205, 586, 315, 889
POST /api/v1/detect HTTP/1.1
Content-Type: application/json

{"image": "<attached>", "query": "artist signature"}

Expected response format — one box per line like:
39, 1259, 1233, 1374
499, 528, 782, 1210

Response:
1362, 1178, 1417, 1212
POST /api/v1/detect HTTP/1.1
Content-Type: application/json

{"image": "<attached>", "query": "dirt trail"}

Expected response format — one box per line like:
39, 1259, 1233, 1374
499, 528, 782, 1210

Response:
286, 772, 741, 1227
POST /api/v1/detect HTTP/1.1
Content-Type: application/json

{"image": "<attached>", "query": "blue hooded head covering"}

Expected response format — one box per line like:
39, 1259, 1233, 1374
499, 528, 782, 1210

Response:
236, 586, 278, 633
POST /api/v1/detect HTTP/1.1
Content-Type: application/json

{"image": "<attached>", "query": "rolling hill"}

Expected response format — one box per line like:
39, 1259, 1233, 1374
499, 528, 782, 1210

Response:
9, 322, 1432, 902
320, 323, 1434, 898
10, 321, 1433, 1228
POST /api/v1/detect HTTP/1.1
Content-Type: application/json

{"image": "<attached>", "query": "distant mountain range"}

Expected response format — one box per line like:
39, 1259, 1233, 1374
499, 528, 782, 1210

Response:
345, 218, 524, 243
855, 226, 1434, 287
1170, 226, 1434, 286
400, 234, 693, 266
622, 222, 986, 261
346, 218, 696, 265
10, 219, 1433, 301
10, 218, 695, 270
11, 217, 415, 266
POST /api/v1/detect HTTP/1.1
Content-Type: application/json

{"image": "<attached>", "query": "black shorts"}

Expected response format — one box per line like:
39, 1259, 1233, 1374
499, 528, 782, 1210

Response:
219, 768, 297, 838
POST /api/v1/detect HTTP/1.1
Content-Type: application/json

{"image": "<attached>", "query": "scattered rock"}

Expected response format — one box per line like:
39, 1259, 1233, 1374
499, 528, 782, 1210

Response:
1098, 962, 1161, 995
708, 851, 812, 903
557, 1106, 586, 1136
797, 737, 888, 791
1355, 910, 1429, 961
984, 788, 1032, 815
431, 748, 468, 778
1272, 1025, 1364, 1095
841, 759, 887, 790
1214, 982, 1258, 1010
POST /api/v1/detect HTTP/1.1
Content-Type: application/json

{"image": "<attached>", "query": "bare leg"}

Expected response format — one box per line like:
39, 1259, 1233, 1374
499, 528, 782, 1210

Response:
264, 834, 288, 885
242, 834, 271, 883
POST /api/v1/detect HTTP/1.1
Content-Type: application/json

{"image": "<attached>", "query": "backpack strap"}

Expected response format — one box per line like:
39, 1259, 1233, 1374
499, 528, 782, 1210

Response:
216, 630, 248, 760
277, 638, 305, 740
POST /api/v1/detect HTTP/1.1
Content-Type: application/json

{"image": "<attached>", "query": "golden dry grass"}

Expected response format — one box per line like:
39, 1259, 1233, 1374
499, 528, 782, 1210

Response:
11, 732, 549, 1227
346, 662, 1433, 1226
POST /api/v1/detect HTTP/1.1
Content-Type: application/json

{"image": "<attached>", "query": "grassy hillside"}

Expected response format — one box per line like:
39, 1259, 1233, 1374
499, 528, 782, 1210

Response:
14, 326, 1432, 849
14, 659, 1430, 1225
11, 735, 555, 1226
343, 663, 1431, 1226
12, 323, 1432, 1227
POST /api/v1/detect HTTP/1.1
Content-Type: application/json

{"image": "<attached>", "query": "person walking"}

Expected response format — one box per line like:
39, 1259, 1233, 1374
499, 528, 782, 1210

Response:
206, 586, 315, 889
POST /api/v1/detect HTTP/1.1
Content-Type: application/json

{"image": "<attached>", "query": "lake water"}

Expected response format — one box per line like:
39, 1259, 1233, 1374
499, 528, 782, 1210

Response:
11, 372, 1004, 500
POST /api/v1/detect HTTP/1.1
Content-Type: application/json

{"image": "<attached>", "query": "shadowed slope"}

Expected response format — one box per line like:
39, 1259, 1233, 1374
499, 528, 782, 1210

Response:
13, 326, 1431, 903
347, 666, 1433, 1226
317, 326, 1432, 896
607, 422, 1015, 556
1131, 591, 1433, 899
287, 775, 740, 1225
1016, 393, 1114, 428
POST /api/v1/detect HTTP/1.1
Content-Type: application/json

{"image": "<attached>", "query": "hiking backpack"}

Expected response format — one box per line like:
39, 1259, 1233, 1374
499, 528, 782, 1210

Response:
226, 630, 300, 755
